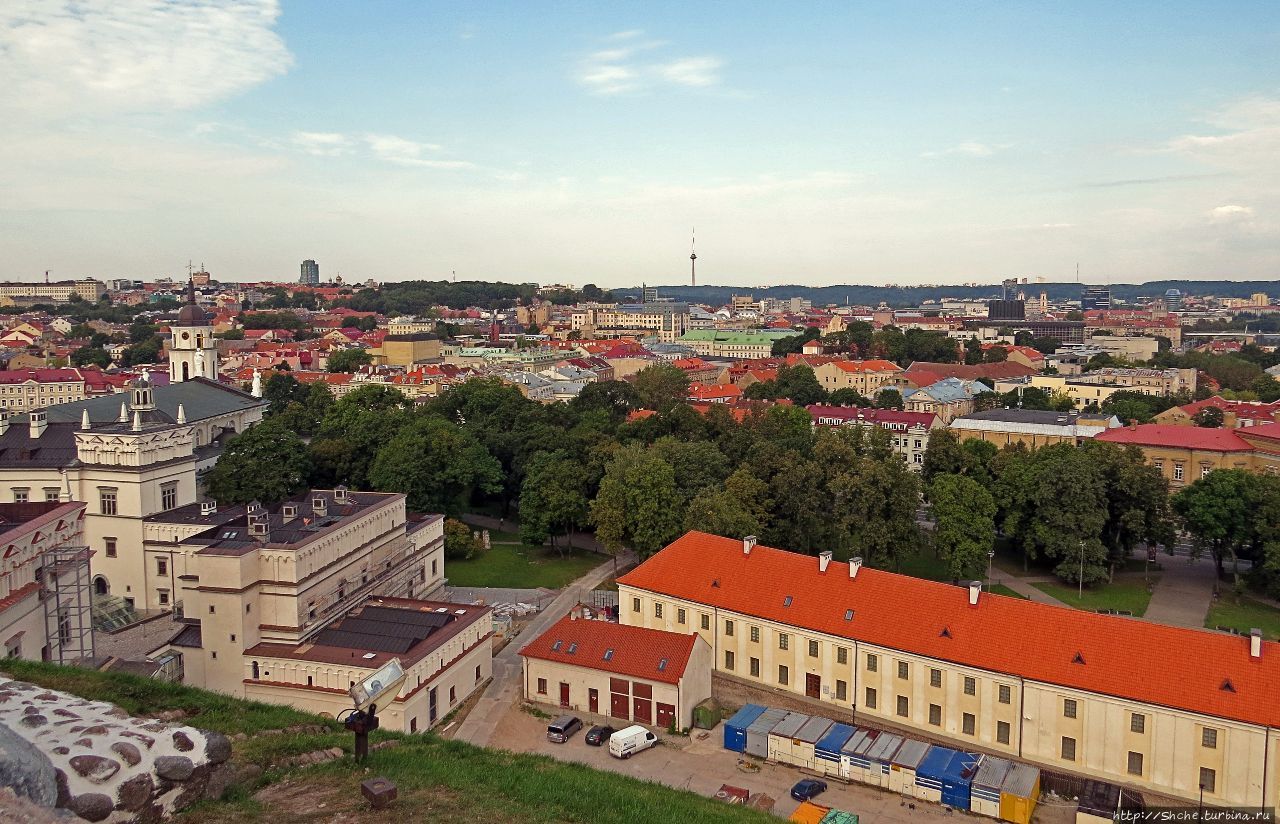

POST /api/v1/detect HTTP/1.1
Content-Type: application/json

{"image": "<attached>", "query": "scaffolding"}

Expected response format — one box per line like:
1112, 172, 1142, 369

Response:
39, 546, 95, 664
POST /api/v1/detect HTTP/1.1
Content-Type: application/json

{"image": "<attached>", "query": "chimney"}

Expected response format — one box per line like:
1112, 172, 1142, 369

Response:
1272, 410, 1280, 426
819, 550, 832, 573
1251, 628, 1262, 659
1224, 411, 1238, 429
132, 410, 142, 432
849, 556, 863, 579
29, 411, 47, 439
81, 409, 91, 431
743, 535, 757, 556
334, 485, 348, 504
281, 502, 298, 523
0, 411, 7, 435
118, 402, 127, 423
312, 494, 328, 517
968, 580, 982, 606
1129, 418, 1138, 430
249, 516, 269, 539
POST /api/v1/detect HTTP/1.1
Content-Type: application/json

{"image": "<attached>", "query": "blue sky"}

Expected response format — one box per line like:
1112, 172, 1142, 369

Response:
2, 1, 1278, 287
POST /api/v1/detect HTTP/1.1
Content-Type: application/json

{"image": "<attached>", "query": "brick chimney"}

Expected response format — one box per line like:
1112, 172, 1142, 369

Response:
818, 550, 832, 573
849, 557, 863, 579
1224, 411, 1238, 429
743, 535, 756, 556
1129, 418, 1139, 430
1251, 628, 1262, 659
968, 581, 982, 606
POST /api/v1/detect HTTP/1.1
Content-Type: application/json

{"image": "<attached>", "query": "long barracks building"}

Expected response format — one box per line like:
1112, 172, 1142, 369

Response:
617, 532, 1279, 808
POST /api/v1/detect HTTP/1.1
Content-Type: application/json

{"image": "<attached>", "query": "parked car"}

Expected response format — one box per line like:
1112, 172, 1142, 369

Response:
790, 779, 828, 802
585, 725, 615, 746
546, 715, 583, 743
608, 725, 658, 759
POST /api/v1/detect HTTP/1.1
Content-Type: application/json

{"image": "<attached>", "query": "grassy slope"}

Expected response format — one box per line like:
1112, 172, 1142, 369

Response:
446, 542, 604, 588
1206, 595, 1280, 640
1032, 577, 1157, 616
1, 661, 770, 824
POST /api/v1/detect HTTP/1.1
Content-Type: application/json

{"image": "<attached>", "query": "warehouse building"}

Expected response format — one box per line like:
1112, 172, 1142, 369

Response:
617, 532, 1278, 808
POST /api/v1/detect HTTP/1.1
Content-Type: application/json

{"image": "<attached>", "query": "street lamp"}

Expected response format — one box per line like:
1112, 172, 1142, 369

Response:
987, 549, 995, 592
1078, 540, 1085, 600
1197, 779, 1206, 822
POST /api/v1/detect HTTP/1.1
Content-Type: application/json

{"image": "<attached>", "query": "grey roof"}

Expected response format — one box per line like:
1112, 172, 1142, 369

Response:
956, 408, 1115, 426
768, 711, 809, 739
41, 378, 264, 426
0, 422, 79, 468
973, 755, 1012, 791
795, 716, 834, 745
891, 738, 931, 767
1002, 763, 1040, 798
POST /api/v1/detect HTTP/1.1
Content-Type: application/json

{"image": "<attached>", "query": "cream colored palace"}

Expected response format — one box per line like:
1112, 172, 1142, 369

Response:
618, 532, 1278, 809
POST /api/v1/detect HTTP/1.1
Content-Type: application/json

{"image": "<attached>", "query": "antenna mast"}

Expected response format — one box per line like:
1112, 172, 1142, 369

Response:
690, 227, 697, 287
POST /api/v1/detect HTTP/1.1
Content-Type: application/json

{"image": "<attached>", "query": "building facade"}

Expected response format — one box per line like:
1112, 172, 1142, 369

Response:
814, 360, 904, 397
949, 409, 1119, 449
0, 501, 92, 664
617, 532, 1279, 808
300, 260, 319, 285
806, 406, 939, 468
0, 369, 89, 412
0, 279, 106, 304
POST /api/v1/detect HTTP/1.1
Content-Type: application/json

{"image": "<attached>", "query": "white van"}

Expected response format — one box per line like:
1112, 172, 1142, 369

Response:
608, 725, 658, 759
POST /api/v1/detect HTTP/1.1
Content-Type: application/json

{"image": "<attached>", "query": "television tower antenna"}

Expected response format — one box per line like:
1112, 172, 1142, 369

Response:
690, 227, 697, 287
45, 270, 49, 284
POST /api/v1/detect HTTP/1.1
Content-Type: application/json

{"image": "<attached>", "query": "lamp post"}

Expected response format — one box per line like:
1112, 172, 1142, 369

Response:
987, 549, 995, 592
1197, 779, 1205, 822
1078, 540, 1085, 600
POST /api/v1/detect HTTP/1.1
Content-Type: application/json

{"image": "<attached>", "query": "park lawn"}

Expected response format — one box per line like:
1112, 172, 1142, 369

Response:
446, 541, 604, 589
989, 583, 1028, 600
1206, 595, 1280, 640
1032, 576, 1158, 617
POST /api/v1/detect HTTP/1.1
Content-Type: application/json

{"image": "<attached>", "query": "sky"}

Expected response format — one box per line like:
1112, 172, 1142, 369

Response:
2, 1, 1279, 288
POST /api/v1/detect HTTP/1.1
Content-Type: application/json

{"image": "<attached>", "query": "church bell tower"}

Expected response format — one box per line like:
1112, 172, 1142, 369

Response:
170, 278, 217, 382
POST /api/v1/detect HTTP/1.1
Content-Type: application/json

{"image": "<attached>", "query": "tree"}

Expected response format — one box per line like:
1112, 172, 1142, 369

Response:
1193, 407, 1225, 428
982, 346, 1008, 363
772, 365, 827, 405
999, 386, 1052, 411
368, 416, 502, 514
683, 469, 770, 540
1008, 445, 1111, 585
518, 452, 591, 553
632, 363, 690, 413
1250, 374, 1280, 403
1031, 336, 1062, 355
829, 457, 923, 569
71, 347, 111, 368
443, 518, 485, 560
327, 347, 372, 373
828, 387, 872, 407
263, 373, 307, 416
1048, 390, 1076, 412
205, 420, 312, 506
874, 388, 904, 410
771, 327, 820, 356
921, 428, 971, 485
1174, 469, 1254, 578
928, 474, 997, 580
590, 446, 684, 558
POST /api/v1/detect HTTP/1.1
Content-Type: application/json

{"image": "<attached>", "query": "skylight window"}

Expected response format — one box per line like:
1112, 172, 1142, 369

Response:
844, 609, 854, 621
603, 648, 614, 661
783, 596, 793, 607
567, 643, 578, 655
657, 658, 668, 671
552, 640, 562, 651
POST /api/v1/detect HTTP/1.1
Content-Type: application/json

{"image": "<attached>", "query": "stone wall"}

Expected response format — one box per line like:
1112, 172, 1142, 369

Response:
0, 675, 233, 823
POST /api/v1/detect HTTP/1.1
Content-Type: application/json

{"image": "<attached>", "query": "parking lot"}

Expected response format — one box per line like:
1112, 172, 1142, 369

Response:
490, 700, 1076, 824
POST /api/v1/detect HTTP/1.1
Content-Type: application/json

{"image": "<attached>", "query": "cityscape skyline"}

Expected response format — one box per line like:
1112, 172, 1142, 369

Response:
2, 2, 1278, 287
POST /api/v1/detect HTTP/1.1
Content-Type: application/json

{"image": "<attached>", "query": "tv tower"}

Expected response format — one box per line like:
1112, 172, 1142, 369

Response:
690, 227, 697, 287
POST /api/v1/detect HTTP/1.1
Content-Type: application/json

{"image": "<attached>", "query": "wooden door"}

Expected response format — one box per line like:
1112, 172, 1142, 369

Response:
806, 673, 821, 699
610, 692, 629, 720
588, 688, 599, 714
559, 682, 570, 708
656, 702, 675, 729
633, 697, 652, 724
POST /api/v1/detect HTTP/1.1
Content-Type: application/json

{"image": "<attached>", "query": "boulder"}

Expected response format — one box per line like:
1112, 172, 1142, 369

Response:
0, 721, 57, 806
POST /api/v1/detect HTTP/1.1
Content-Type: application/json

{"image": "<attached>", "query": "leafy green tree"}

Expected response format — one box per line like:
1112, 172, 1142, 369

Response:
327, 348, 373, 373
983, 346, 1008, 363
650, 437, 730, 504
829, 457, 922, 569
999, 386, 1052, 411
760, 364, 827, 405
71, 347, 111, 368
964, 336, 984, 365
771, 327, 820, 356
1193, 407, 1225, 428
518, 452, 591, 553
631, 363, 690, 413
444, 518, 485, 560
263, 373, 307, 416
206, 420, 312, 506
1048, 390, 1076, 412
921, 428, 971, 484
368, 416, 502, 514
569, 381, 639, 422
1003, 444, 1110, 585
828, 387, 872, 407
874, 388, 904, 410
1083, 441, 1174, 568
683, 469, 770, 540
928, 474, 997, 580
590, 446, 684, 558
1174, 469, 1255, 578
1250, 374, 1280, 403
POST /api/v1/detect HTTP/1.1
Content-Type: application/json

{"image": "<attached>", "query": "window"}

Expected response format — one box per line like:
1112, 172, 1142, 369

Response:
99, 488, 117, 516
161, 482, 177, 511
930, 668, 942, 688
724, 651, 735, 670
1201, 728, 1218, 749
963, 713, 976, 736
964, 676, 976, 696
208, 605, 216, 614
431, 559, 438, 577
700, 614, 710, 631
929, 704, 942, 726
896, 696, 909, 717
632, 597, 640, 613
156, 557, 167, 576
1063, 698, 1078, 719
1131, 713, 1145, 734
449, 686, 457, 705
104, 538, 117, 559
1201, 465, 1211, 479
866, 653, 878, 672
724, 619, 734, 637
654, 602, 663, 619
778, 665, 789, 686
897, 661, 909, 680
677, 608, 686, 625
475, 665, 482, 683
229, 634, 236, 643
750, 626, 760, 643
158, 590, 170, 606
808, 639, 819, 657
12, 488, 28, 504
1174, 464, 1184, 481
837, 647, 848, 665
865, 687, 877, 709
997, 721, 1011, 745
1127, 751, 1143, 776
44, 488, 60, 502
1199, 767, 1216, 794
537, 678, 547, 695
1061, 736, 1076, 761
1154, 459, 1164, 472
835, 679, 847, 701
779, 633, 789, 651
750, 657, 760, 677
998, 684, 1011, 705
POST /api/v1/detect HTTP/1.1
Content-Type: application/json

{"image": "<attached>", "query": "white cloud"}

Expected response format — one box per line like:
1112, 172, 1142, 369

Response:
292, 132, 352, 157
0, 0, 292, 118
363, 134, 474, 169
576, 30, 723, 96
1207, 204, 1255, 224
1165, 96, 1280, 170
922, 142, 1008, 159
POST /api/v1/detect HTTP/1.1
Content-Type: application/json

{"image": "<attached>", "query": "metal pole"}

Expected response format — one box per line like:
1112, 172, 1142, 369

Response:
1079, 541, 1084, 600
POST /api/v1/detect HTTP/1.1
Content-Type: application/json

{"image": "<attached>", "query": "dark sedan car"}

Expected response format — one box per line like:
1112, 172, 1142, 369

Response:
584, 725, 616, 746
790, 779, 828, 802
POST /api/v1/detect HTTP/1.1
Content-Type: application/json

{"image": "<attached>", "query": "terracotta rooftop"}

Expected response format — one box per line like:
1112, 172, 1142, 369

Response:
1095, 424, 1254, 452
520, 614, 697, 685
617, 531, 1279, 727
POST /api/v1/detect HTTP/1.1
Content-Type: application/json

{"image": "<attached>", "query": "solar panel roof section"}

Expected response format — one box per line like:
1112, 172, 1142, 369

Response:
309, 605, 455, 655
312, 629, 417, 654
359, 606, 452, 629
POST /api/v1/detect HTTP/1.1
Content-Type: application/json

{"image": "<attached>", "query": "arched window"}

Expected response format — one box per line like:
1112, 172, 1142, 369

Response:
93, 576, 108, 596
251, 661, 260, 679
181, 362, 189, 381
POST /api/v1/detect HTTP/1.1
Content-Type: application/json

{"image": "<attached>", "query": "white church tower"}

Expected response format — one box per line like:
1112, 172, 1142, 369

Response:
169, 278, 218, 382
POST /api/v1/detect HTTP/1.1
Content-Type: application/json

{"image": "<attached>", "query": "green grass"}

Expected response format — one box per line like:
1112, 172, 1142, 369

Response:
1032, 577, 1158, 616
2, 662, 771, 824
989, 583, 1028, 600
1206, 595, 1280, 640
446, 541, 605, 589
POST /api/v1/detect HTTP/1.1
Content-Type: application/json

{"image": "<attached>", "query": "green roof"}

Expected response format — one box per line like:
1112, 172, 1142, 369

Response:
678, 330, 789, 344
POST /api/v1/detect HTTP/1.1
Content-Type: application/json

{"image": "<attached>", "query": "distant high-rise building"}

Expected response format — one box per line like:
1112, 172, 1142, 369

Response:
300, 259, 319, 285
1001, 278, 1019, 301
1251, 292, 1269, 307
987, 299, 1026, 322
1081, 285, 1111, 311
1164, 288, 1184, 312
642, 284, 658, 304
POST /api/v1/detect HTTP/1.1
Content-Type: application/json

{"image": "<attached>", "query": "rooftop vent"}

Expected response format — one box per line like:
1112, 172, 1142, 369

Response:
1072, 652, 1086, 665
849, 557, 863, 579
783, 595, 793, 607
334, 485, 348, 504
567, 643, 578, 655
281, 503, 298, 522
818, 550, 832, 573
743, 535, 757, 556
312, 495, 327, 516
968, 581, 981, 606
844, 609, 854, 621
1220, 678, 1235, 693
603, 648, 614, 661
1250, 628, 1262, 659
552, 640, 562, 651
249, 520, 269, 537
657, 658, 668, 672
940, 626, 952, 638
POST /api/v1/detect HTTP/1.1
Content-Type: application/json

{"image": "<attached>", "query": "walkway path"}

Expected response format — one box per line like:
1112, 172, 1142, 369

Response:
1142, 552, 1217, 629
452, 549, 633, 746
990, 574, 1071, 607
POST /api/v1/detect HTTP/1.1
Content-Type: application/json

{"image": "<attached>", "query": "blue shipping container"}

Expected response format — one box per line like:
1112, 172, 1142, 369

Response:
916, 746, 958, 800
815, 723, 856, 769
941, 751, 981, 811
723, 704, 767, 752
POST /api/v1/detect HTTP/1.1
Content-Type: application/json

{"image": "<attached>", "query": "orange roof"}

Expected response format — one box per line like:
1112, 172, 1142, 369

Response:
618, 532, 1280, 727
519, 614, 697, 685
688, 382, 743, 402
1095, 424, 1253, 452
829, 359, 901, 373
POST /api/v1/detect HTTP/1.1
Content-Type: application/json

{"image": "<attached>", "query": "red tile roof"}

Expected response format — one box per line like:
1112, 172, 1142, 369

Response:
1095, 424, 1253, 452
688, 383, 743, 402
904, 361, 1035, 384
829, 359, 901, 374
618, 532, 1280, 727
806, 405, 937, 428
519, 615, 697, 685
